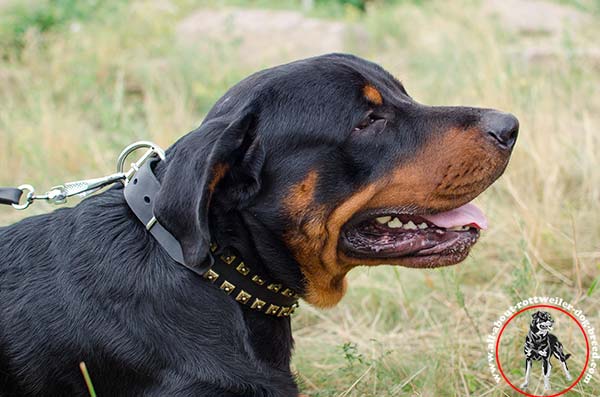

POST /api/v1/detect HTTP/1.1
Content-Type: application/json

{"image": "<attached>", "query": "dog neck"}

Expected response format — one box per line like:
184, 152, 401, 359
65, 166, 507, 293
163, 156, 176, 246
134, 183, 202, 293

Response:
206, 209, 300, 369
150, 157, 301, 368
213, 208, 305, 293
152, 148, 305, 295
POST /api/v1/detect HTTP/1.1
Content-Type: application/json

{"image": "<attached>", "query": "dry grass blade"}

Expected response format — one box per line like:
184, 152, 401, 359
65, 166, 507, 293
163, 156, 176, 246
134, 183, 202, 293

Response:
338, 365, 373, 397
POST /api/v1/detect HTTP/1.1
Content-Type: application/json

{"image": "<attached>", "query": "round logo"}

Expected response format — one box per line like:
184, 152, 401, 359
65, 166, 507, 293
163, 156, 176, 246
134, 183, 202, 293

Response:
494, 304, 590, 396
486, 296, 600, 397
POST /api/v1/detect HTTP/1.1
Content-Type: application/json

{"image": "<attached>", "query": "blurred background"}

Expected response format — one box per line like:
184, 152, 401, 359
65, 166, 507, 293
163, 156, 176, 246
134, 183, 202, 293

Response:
0, 0, 599, 395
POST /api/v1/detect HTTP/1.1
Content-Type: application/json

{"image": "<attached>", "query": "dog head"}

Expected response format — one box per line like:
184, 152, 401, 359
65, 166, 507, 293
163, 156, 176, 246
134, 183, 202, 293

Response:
153, 54, 518, 307
531, 311, 554, 334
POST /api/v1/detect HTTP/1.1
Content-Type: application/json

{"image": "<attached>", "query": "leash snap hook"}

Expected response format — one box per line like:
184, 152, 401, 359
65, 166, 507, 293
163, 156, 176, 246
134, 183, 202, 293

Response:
3, 140, 165, 210
44, 172, 131, 205
116, 141, 166, 185
11, 184, 35, 210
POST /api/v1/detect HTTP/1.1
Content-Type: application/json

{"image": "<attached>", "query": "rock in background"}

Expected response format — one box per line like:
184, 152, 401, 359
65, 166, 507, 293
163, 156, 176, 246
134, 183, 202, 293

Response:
176, 8, 368, 68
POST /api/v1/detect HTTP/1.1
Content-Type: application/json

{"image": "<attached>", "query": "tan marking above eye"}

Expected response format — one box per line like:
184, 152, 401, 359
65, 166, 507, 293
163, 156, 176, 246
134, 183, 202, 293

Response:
363, 84, 383, 105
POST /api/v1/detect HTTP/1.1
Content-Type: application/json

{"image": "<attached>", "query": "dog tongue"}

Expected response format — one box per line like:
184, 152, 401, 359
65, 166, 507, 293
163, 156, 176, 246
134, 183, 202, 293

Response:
422, 203, 488, 230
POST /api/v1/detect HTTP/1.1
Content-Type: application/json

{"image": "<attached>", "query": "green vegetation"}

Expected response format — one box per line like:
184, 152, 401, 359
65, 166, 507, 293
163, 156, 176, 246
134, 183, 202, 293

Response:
0, 0, 598, 395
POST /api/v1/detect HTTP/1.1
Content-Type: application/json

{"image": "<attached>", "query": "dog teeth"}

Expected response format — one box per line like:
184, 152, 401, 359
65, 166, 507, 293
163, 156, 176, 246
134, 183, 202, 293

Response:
448, 226, 470, 231
376, 217, 431, 231
375, 216, 391, 224
403, 221, 417, 230
387, 218, 403, 228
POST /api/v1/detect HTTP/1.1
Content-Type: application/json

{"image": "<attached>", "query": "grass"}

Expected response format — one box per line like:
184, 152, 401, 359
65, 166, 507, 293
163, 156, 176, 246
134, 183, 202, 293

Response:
79, 362, 97, 397
0, 0, 599, 395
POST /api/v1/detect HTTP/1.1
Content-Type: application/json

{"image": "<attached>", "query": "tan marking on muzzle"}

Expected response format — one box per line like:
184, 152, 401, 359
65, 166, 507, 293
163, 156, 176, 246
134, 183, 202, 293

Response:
285, 127, 510, 307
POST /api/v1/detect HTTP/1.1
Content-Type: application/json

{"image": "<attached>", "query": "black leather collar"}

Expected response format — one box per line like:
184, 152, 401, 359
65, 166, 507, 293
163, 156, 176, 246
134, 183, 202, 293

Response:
0, 187, 23, 206
124, 158, 299, 317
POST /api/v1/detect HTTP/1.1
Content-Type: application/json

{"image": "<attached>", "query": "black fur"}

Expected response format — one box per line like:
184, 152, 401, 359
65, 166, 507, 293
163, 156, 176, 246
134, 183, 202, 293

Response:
1, 54, 512, 396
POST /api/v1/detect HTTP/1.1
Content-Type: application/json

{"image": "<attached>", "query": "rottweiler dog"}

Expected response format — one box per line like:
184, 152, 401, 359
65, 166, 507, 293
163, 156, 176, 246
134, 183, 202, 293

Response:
0, 54, 518, 396
520, 311, 572, 391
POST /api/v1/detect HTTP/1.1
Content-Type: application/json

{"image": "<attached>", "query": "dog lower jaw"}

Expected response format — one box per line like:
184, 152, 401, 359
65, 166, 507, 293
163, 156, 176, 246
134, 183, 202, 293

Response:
301, 248, 474, 309
338, 246, 474, 269
302, 271, 348, 308
302, 237, 478, 308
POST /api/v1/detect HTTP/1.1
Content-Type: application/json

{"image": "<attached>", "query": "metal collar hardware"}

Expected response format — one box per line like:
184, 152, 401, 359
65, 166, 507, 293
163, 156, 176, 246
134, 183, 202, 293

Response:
206, 244, 299, 317
6, 141, 165, 210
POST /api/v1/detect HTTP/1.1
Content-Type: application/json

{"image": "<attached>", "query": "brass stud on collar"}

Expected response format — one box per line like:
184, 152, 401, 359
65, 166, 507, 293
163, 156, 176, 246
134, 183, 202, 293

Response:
265, 304, 280, 315
220, 281, 235, 295
221, 254, 236, 265
203, 269, 219, 283
236, 262, 250, 276
251, 298, 266, 310
277, 306, 291, 317
289, 302, 299, 315
235, 290, 251, 304
204, 246, 300, 316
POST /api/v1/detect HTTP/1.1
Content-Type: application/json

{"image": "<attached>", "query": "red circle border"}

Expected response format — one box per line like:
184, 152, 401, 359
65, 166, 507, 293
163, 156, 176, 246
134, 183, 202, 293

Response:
494, 304, 590, 397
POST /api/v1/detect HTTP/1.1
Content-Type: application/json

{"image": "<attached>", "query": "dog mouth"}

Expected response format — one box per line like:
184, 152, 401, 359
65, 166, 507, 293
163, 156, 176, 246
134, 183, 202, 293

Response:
537, 321, 554, 331
340, 202, 487, 268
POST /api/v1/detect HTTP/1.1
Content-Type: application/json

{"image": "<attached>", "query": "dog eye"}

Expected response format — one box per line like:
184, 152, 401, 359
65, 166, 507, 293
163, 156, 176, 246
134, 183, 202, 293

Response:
353, 114, 384, 131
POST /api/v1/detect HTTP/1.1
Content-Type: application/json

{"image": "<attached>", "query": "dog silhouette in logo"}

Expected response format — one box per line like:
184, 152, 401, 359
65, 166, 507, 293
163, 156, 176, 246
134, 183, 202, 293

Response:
520, 311, 572, 392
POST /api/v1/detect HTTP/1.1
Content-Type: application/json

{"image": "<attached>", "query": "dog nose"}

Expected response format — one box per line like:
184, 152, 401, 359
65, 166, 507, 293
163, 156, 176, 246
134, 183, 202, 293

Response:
481, 111, 519, 150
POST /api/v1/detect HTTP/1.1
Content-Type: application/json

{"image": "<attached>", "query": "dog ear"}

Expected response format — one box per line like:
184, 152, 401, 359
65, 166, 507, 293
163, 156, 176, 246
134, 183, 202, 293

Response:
153, 105, 262, 270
